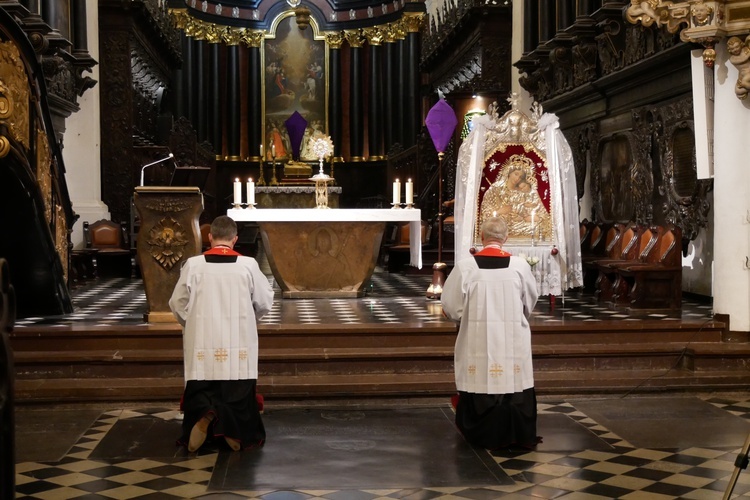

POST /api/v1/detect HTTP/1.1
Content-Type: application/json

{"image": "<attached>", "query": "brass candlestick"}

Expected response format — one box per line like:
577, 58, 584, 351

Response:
257, 159, 267, 186
270, 153, 279, 186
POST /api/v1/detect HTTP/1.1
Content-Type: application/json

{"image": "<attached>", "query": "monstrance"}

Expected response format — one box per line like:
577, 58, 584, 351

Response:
307, 133, 335, 209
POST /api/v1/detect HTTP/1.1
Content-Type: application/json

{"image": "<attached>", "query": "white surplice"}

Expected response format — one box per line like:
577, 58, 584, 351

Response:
169, 255, 274, 382
441, 255, 538, 394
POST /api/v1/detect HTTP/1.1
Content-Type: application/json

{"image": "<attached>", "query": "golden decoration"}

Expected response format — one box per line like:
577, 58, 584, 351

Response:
363, 26, 385, 45
214, 348, 228, 362
55, 204, 69, 283
489, 363, 504, 377
344, 29, 365, 48
402, 13, 425, 33
240, 31, 264, 48
0, 136, 9, 158
0, 41, 30, 150
145, 217, 190, 270
37, 128, 52, 223
325, 32, 345, 49
239, 349, 248, 361
197, 350, 205, 361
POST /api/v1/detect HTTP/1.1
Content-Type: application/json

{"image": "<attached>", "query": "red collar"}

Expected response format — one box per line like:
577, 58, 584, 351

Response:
476, 247, 511, 257
204, 246, 241, 256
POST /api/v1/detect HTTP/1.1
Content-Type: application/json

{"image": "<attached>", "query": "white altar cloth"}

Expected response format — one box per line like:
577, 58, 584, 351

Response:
504, 244, 564, 296
228, 208, 422, 269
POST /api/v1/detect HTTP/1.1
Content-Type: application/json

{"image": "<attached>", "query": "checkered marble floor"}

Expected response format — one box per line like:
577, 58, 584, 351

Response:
14, 394, 750, 499
12, 269, 714, 327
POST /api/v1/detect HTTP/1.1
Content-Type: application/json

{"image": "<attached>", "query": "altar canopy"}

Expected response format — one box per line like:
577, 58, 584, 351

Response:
453, 95, 583, 295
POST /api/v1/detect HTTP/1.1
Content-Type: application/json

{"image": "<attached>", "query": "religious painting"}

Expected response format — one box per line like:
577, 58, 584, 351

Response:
264, 13, 326, 162
477, 144, 553, 243
598, 136, 633, 221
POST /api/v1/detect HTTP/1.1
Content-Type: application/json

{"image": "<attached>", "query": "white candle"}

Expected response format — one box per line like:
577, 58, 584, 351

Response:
272, 143, 276, 157
233, 178, 242, 205
405, 178, 414, 205
247, 178, 255, 205
260, 144, 264, 159
393, 178, 401, 205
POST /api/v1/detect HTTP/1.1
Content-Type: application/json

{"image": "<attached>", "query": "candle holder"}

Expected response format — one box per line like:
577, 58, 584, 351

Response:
257, 161, 266, 186
405, 203, 414, 210
233, 203, 242, 210
391, 202, 402, 210
270, 155, 279, 186
244, 203, 257, 209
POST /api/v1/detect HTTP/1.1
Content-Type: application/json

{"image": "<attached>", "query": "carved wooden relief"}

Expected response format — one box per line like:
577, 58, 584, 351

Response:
36, 128, 52, 223
649, 99, 711, 242
0, 40, 30, 150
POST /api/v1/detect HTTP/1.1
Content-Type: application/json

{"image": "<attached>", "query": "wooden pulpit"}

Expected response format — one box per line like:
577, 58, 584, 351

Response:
134, 187, 203, 322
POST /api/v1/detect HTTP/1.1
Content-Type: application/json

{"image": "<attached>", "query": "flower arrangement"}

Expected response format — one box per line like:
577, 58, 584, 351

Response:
519, 253, 540, 267
308, 131, 334, 160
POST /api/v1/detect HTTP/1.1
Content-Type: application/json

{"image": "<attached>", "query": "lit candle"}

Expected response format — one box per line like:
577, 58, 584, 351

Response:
393, 178, 401, 205
272, 143, 276, 158
233, 178, 242, 206
405, 178, 414, 205
260, 144, 264, 159
247, 178, 255, 205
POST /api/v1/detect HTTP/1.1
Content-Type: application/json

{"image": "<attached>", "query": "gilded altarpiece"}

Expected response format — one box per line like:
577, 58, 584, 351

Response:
263, 13, 327, 162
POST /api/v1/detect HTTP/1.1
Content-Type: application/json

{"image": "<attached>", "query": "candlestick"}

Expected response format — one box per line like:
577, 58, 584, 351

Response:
393, 178, 401, 206
405, 178, 414, 206
272, 143, 276, 158
260, 144, 264, 159
247, 178, 255, 205
233, 178, 242, 206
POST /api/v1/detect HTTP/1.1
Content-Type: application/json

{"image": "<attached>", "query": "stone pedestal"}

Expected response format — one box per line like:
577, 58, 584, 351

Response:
133, 187, 203, 323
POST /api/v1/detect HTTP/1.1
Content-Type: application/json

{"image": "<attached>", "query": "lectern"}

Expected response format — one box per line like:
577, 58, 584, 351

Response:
134, 187, 203, 322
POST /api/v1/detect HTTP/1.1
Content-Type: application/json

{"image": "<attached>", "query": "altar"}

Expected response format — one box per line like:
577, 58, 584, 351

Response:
228, 208, 422, 298
504, 244, 565, 296
255, 185, 342, 209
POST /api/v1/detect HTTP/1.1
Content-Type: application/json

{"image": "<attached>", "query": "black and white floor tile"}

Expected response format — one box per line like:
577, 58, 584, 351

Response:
13, 270, 714, 328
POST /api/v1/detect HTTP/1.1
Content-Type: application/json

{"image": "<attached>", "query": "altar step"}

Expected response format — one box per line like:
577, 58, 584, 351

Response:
11, 318, 750, 404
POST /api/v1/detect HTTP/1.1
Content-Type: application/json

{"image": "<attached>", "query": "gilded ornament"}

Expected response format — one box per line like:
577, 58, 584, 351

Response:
0, 136, 9, 158
0, 41, 30, 150
344, 30, 364, 48
363, 27, 385, 45
325, 32, 345, 49
240, 31, 264, 48
145, 217, 190, 270
37, 128, 52, 223
402, 13, 425, 33
55, 204, 69, 283
727, 36, 750, 99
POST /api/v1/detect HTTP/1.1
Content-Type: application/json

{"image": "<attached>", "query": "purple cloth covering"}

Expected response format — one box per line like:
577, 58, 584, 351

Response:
285, 111, 308, 161
425, 99, 458, 153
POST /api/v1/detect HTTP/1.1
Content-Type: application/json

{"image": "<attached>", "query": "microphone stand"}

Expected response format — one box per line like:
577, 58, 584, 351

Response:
140, 153, 174, 186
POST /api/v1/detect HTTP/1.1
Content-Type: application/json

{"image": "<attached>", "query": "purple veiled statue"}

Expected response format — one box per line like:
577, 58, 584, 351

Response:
284, 111, 308, 161
425, 98, 458, 153
424, 97, 458, 299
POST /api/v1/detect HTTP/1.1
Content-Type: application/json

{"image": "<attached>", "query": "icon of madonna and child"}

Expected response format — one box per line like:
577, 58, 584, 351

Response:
479, 154, 553, 242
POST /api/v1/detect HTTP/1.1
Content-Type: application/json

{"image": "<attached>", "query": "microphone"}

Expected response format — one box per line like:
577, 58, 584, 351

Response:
140, 153, 174, 186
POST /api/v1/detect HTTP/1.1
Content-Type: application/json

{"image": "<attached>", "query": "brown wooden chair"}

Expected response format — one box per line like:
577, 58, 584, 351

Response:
200, 223, 211, 251
581, 222, 615, 293
83, 220, 133, 278
617, 225, 682, 309
593, 223, 640, 302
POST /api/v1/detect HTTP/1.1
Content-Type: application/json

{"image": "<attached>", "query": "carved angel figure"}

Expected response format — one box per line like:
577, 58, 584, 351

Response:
625, 0, 661, 26
727, 36, 750, 100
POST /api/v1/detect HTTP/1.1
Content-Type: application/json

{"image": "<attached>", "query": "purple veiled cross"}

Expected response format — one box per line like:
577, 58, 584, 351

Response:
284, 111, 308, 161
424, 98, 457, 299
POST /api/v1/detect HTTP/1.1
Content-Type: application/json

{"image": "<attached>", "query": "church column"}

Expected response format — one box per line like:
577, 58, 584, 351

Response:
404, 14, 422, 148
195, 39, 206, 142
538, 0, 556, 43
396, 35, 407, 147
243, 32, 263, 161
208, 36, 221, 156
712, 43, 750, 335
524, 0, 539, 52
577, 0, 594, 15
225, 32, 242, 161
345, 30, 365, 162
557, 0, 575, 29
364, 27, 384, 160
326, 33, 344, 160
383, 27, 398, 154
71, 0, 87, 54
182, 35, 194, 123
